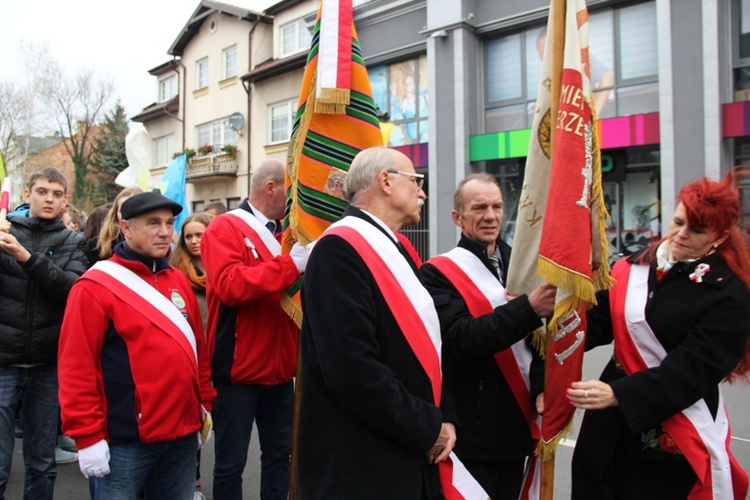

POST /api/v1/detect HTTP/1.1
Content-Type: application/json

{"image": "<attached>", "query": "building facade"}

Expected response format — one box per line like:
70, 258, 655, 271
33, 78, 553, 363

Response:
133, 0, 749, 260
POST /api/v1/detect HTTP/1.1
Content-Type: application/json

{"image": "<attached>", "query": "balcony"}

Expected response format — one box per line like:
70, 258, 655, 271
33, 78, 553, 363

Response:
186, 152, 238, 181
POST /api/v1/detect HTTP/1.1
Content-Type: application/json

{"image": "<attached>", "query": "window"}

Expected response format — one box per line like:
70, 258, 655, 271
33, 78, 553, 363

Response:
269, 100, 296, 144
734, 0, 750, 100
368, 55, 429, 147
222, 45, 237, 80
485, 1, 658, 132
196, 118, 237, 152
159, 75, 177, 102
227, 197, 242, 210
154, 135, 174, 166
195, 58, 208, 90
192, 200, 206, 213
281, 18, 312, 56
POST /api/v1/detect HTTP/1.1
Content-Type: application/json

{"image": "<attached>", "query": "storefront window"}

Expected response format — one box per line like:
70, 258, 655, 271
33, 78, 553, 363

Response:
487, 146, 661, 265
734, 0, 750, 98
733, 137, 750, 224
485, 0, 658, 132
368, 55, 429, 147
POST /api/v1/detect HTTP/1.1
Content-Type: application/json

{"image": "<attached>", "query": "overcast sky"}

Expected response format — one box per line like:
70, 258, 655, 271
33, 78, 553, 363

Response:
1, 0, 278, 129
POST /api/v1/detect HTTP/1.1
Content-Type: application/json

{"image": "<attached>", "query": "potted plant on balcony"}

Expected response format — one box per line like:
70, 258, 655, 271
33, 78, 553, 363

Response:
174, 148, 196, 159
220, 144, 238, 159
197, 144, 213, 156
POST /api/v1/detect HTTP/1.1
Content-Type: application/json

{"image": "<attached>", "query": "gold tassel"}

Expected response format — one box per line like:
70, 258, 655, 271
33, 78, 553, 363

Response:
281, 294, 303, 329
314, 87, 350, 114
589, 101, 615, 292
535, 419, 575, 461
537, 258, 597, 304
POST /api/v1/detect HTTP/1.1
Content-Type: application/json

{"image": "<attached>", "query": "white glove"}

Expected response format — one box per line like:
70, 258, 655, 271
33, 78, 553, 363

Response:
290, 241, 314, 274
78, 439, 111, 479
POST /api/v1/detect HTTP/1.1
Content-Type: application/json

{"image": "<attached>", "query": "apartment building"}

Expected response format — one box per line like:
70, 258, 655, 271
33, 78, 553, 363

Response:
132, 0, 749, 260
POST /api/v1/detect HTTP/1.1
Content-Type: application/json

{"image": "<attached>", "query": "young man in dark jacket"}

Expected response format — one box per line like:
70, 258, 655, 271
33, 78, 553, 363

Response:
0, 167, 88, 498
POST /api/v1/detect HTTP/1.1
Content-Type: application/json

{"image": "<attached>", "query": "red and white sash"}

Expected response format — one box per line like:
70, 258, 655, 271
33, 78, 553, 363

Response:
610, 260, 749, 500
429, 248, 541, 500
323, 216, 489, 500
227, 208, 281, 260
428, 248, 540, 439
85, 260, 197, 365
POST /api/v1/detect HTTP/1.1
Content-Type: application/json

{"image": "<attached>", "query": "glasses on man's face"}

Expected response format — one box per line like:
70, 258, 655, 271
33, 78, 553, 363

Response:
386, 170, 425, 189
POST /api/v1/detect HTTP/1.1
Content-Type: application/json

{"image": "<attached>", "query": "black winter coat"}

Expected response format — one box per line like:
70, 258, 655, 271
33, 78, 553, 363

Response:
297, 207, 456, 500
0, 215, 89, 365
420, 235, 544, 462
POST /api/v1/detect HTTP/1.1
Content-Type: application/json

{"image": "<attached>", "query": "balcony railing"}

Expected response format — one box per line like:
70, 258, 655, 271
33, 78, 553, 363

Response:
186, 152, 238, 180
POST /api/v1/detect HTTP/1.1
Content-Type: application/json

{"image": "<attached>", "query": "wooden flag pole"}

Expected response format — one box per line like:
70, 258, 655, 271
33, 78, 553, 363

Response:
541, 0, 566, 499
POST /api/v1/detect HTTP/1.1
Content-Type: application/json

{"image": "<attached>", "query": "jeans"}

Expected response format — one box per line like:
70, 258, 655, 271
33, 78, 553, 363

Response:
213, 381, 293, 500
89, 433, 197, 500
0, 364, 58, 500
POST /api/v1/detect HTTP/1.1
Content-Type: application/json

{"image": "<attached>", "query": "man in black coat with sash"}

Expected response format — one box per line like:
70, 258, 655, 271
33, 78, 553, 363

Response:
296, 147, 457, 500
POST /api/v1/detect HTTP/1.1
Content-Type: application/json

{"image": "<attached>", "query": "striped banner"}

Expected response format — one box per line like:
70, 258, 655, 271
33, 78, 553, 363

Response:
281, 0, 384, 325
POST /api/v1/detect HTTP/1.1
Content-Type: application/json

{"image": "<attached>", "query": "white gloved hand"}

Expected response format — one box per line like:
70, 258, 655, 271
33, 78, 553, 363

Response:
290, 241, 315, 274
78, 439, 111, 479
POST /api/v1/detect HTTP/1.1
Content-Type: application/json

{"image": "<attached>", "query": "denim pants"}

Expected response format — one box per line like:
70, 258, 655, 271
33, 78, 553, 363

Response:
89, 433, 197, 500
0, 364, 58, 500
212, 381, 293, 500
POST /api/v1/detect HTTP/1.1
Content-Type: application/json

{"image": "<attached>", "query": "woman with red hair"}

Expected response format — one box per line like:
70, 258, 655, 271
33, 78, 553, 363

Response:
569, 170, 750, 500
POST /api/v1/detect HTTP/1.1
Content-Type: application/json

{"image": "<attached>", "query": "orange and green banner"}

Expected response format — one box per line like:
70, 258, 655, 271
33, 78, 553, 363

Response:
281, 0, 384, 325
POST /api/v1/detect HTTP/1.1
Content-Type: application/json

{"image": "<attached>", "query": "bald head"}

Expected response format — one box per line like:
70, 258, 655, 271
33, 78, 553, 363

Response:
249, 158, 286, 220
250, 158, 285, 196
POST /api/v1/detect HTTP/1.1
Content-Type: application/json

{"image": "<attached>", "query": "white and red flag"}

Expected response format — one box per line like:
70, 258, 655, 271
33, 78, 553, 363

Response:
507, 0, 612, 495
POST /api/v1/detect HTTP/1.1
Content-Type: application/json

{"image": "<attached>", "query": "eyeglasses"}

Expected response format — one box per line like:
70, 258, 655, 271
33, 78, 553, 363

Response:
386, 170, 425, 189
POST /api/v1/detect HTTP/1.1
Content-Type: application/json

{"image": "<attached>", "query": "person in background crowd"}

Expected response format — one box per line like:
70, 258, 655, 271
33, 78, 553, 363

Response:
58, 191, 216, 499
420, 174, 555, 499
0, 167, 89, 498
569, 170, 750, 500
204, 201, 227, 219
296, 147, 456, 499
170, 212, 212, 500
82, 204, 112, 265
97, 187, 142, 260
61, 203, 84, 232
201, 158, 310, 500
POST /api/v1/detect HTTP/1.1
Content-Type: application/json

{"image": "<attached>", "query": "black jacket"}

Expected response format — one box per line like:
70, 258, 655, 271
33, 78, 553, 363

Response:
297, 207, 456, 500
0, 214, 89, 365
420, 235, 544, 462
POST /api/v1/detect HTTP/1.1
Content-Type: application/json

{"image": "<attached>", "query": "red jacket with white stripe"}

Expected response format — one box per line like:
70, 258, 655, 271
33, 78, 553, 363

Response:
200, 204, 301, 386
58, 246, 216, 449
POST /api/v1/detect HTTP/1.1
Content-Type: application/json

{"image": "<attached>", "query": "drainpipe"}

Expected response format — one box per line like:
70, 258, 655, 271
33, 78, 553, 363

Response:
244, 18, 261, 195
177, 59, 187, 150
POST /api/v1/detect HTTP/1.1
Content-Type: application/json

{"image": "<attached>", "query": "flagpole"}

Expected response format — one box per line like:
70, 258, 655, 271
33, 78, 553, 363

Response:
541, 1, 566, 499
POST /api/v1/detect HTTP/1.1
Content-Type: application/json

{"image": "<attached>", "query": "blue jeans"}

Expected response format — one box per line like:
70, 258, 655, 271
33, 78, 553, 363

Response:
89, 433, 197, 500
213, 381, 293, 500
0, 364, 58, 500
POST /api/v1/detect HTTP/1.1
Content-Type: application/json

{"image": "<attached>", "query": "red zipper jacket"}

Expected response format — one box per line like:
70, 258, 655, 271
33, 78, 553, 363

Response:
58, 247, 216, 449
201, 205, 300, 386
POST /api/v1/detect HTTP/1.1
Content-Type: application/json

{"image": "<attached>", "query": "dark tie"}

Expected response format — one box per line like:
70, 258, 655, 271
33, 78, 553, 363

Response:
488, 255, 504, 285
265, 220, 276, 234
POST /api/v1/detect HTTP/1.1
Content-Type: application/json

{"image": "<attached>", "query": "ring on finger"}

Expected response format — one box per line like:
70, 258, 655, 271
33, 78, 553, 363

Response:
584, 389, 589, 399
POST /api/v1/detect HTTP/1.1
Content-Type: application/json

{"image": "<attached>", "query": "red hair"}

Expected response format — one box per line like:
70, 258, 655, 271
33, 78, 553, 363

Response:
638, 169, 750, 381
682, 170, 750, 381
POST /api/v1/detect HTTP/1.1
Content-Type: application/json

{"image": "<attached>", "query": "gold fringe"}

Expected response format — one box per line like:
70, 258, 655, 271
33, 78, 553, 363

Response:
314, 87, 350, 114
281, 294, 303, 329
589, 101, 615, 293
537, 258, 597, 304
535, 419, 575, 461
286, 72, 319, 248
531, 327, 547, 358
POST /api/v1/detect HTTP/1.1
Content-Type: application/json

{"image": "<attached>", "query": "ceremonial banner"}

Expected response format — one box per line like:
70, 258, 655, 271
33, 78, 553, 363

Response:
156, 154, 190, 233
506, 0, 612, 464
281, 0, 383, 325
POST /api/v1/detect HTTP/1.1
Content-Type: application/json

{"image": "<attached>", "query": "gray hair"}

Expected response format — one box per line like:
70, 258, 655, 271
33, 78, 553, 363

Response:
250, 158, 285, 195
344, 147, 395, 203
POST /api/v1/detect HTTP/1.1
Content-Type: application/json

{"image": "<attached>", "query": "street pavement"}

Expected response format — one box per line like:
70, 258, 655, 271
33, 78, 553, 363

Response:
6, 345, 749, 498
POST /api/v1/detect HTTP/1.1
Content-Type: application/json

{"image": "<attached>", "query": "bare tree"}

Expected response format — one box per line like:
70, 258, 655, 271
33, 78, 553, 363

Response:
45, 70, 114, 202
